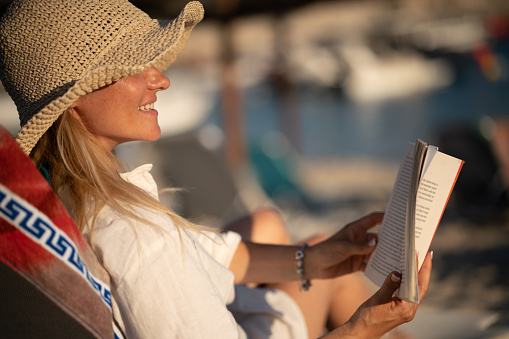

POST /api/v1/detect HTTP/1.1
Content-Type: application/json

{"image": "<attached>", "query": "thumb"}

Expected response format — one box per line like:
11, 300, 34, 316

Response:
375, 272, 402, 302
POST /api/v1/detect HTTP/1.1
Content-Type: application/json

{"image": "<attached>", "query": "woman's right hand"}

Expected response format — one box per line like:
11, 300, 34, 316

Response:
323, 251, 432, 339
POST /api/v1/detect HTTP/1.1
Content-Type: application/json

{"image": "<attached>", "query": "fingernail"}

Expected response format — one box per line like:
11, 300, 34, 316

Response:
391, 272, 401, 283
431, 251, 434, 260
368, 238, 376, 247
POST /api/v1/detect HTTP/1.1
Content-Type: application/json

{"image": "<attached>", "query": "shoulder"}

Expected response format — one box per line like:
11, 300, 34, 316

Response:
91, 204, 185, 280
194, 230, 242, 267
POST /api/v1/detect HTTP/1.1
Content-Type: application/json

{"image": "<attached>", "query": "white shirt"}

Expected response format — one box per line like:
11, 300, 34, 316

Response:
88, 164, 243, 338
87, 164, 307, 339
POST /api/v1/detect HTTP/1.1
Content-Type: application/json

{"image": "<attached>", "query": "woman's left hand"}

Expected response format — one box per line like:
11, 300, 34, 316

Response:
306, 212, 383, 279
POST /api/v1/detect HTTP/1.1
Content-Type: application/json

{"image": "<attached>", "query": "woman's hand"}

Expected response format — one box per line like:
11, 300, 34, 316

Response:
306, 212, 383, 279
229, 212, 383, 285
323, 251, 433, 339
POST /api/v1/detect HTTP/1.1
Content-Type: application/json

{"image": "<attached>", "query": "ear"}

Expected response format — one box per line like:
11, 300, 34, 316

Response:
67, 100, 81, 121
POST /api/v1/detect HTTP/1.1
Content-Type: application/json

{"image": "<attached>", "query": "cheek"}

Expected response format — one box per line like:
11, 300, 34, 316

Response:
71, 103, 115, 138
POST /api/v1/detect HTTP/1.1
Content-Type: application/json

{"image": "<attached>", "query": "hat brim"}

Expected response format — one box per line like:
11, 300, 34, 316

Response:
16, 1, 204, 155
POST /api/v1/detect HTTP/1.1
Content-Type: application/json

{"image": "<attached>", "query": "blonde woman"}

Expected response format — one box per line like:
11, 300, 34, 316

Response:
0, 0, 432, 338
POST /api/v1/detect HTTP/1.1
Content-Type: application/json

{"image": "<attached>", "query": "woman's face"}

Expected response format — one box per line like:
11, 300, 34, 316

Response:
70, 66, 170, 150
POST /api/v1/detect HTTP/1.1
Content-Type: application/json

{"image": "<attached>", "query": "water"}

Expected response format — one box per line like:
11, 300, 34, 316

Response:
210, 42, 509, 162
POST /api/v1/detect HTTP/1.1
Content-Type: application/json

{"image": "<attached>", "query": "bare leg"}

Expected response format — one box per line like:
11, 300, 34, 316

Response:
226, 209, 372, 338
268, 235, 371, 337
225, 208, 292, 244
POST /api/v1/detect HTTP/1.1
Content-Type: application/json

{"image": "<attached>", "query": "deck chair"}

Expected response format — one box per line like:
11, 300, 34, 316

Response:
0, 126, 120, 338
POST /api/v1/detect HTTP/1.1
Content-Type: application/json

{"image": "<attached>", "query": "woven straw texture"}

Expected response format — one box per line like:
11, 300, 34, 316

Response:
0, 0, 204, 155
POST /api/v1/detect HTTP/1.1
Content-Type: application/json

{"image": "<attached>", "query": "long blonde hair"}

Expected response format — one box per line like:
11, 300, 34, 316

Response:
30, 110, 211, 243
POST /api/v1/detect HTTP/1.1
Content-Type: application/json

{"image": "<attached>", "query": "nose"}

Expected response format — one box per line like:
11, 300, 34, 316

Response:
146, 66, 170, 91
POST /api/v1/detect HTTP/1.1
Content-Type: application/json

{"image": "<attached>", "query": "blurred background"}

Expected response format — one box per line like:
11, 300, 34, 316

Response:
1, 0, 509, 338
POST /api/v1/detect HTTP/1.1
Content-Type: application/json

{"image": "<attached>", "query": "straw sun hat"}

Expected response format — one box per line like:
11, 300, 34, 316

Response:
0, 0, 204, 155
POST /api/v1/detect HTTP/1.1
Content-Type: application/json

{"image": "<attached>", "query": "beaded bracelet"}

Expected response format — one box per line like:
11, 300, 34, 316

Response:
295, 244, 312, 291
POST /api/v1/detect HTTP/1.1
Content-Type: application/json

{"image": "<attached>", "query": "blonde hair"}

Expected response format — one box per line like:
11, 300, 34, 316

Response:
30, 110, 212, 244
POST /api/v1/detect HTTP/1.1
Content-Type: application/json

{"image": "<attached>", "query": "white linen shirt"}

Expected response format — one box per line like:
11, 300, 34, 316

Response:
87, 164, 244, 338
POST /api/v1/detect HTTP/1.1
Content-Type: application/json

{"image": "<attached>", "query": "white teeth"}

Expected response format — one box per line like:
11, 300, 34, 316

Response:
138, 103, 154, 111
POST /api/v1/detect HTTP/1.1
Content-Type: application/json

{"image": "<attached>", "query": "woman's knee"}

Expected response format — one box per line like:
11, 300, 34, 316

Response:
250, 208, 291, 245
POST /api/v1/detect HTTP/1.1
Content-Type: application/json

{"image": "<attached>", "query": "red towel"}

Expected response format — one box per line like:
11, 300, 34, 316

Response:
0, 126, 117, 338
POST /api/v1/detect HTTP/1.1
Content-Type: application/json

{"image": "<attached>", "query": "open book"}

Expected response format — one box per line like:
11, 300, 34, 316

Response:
364, 139, 464, 303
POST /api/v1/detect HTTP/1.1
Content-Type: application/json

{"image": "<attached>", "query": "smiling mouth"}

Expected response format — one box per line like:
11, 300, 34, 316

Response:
138, 103, 154, 111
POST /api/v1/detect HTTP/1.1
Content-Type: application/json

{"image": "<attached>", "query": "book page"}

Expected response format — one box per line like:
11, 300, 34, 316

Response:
364, 143, 414, 287
414, 150, 463, 269
399, 139, 426, 303
365, 141, 463, 298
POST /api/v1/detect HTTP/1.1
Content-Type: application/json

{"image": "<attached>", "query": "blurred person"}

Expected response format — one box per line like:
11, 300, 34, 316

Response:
0, 0, 432, 338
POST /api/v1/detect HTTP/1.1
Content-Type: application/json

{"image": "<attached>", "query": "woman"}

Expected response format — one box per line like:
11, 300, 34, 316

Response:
0, 0, 432, 338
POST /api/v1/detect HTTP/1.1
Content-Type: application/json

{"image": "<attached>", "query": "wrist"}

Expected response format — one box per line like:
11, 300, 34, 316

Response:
295, 244, 312, 291
320, 321, 362, 339
302, 243, 319, 279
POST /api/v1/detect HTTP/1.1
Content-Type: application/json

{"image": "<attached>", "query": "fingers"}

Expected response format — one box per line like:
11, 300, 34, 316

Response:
365, 233, 378, 246
417, 251, 433, 300
376, 271, 402, 302
347, 212, 384, 232
341, 237, 377, 257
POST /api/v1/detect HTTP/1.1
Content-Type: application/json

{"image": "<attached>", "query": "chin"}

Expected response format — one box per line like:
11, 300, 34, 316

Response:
146, 129, 162, 142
